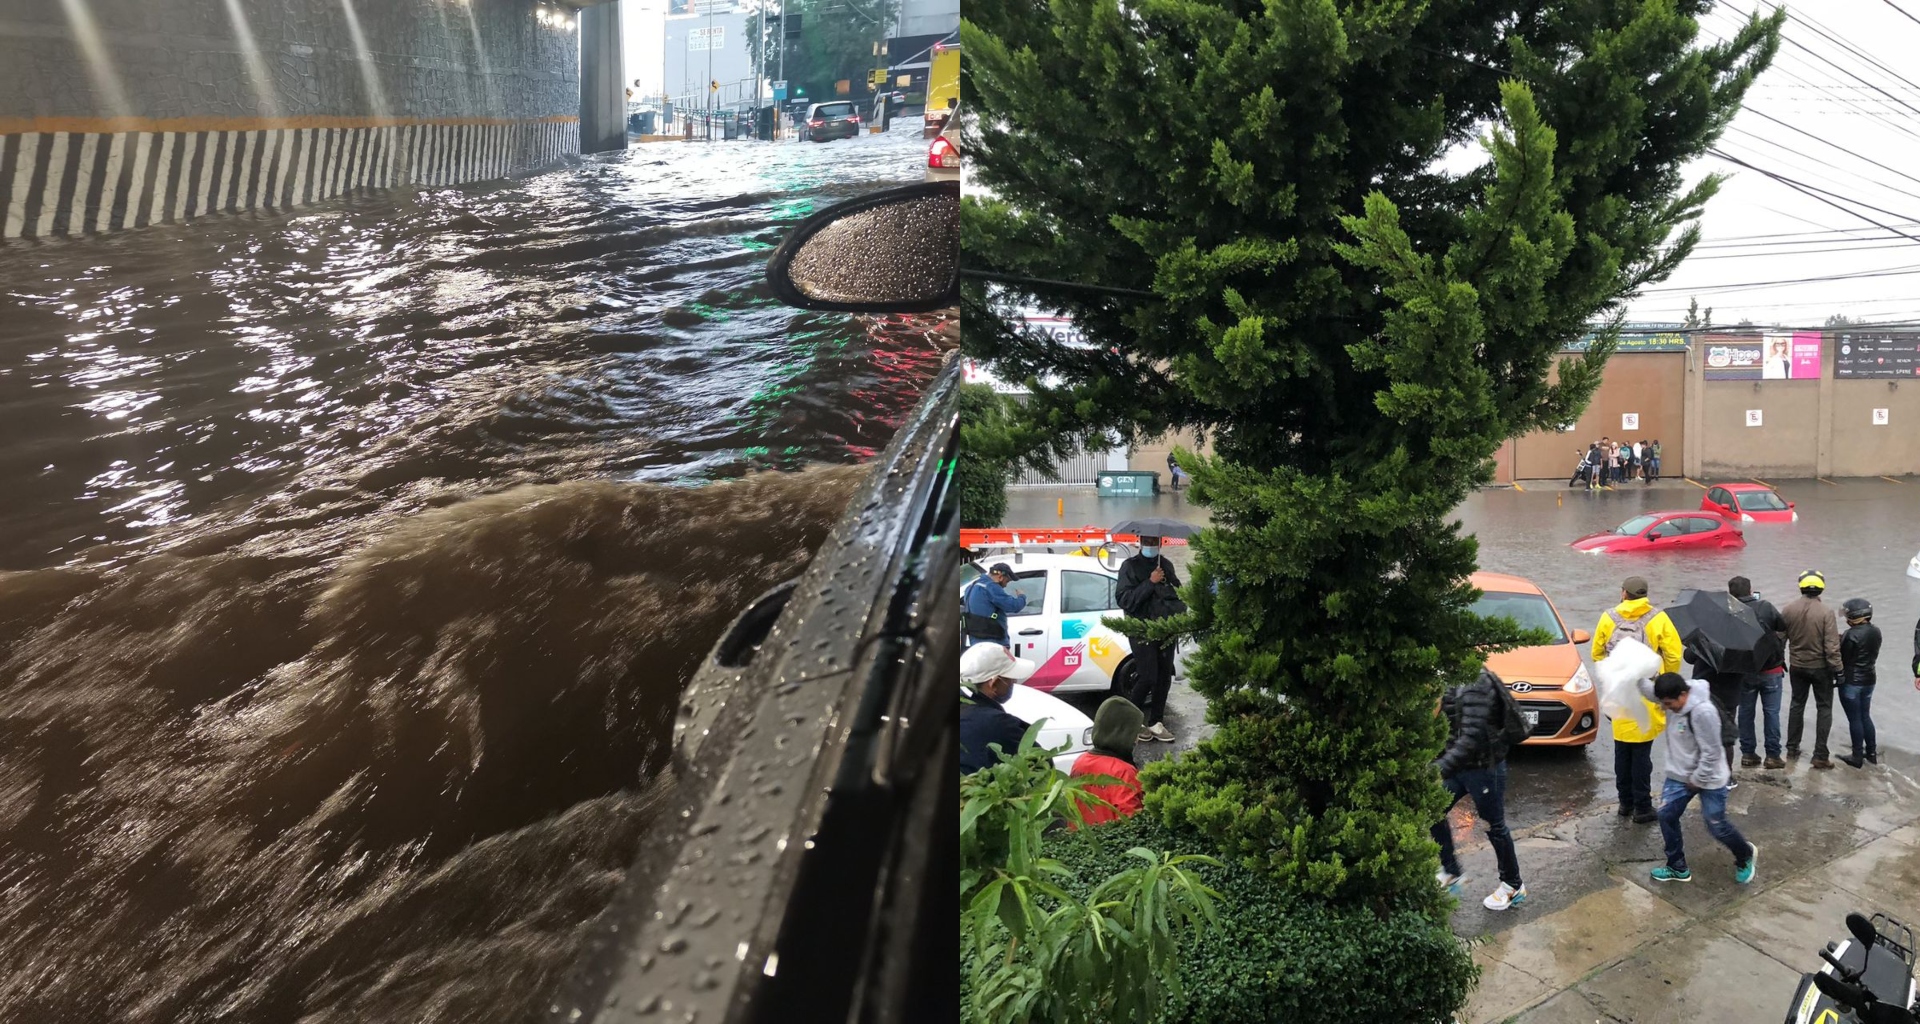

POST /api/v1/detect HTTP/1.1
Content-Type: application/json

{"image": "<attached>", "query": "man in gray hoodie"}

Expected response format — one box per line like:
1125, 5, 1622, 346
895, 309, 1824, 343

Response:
1639, 672, 1758, 884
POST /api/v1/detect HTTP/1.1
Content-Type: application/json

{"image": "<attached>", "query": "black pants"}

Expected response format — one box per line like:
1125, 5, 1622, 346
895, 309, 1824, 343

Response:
1128, 638, 1178, 726
1787, 666, 1835, 758
1615, 739, 1655, 815
1705, 674, 1742, 749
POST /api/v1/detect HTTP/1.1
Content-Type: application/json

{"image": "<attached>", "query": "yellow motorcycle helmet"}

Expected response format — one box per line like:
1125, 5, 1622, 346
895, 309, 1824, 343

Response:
1796, 570, 1826, 592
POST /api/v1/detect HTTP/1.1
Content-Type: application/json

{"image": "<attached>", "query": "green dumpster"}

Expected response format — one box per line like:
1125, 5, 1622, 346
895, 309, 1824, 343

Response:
1096, 470, 1159, 497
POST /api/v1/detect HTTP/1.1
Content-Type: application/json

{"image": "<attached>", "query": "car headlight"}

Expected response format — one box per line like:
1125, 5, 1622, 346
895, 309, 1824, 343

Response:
1791, 510, 1799, 522
1081, 727, 1094, 747
1741, 513, 1754, 523
1565, 663, 1593, 695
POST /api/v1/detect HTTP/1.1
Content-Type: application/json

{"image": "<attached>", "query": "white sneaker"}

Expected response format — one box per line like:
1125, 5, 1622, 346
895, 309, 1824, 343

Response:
1484, 882, 1527, 911
1436, 870, 1463, 893
1147, 722, 1175, 742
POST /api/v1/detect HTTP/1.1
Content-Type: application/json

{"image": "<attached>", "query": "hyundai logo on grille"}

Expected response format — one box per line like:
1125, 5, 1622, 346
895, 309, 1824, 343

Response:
1509, 681, 1534, 694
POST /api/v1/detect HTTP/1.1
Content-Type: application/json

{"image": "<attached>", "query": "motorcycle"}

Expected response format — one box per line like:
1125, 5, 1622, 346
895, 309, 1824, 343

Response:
1787, 911, 1919, 1024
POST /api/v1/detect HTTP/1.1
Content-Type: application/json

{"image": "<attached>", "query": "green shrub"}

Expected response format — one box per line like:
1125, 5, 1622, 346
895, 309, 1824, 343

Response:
961, 727, 1220, 1024
1047, 815, 1479, 1024
957, 383, 1011, 528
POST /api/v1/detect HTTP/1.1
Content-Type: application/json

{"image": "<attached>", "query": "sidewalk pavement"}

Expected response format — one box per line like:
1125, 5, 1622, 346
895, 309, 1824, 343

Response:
1454, 753, 1920, 1024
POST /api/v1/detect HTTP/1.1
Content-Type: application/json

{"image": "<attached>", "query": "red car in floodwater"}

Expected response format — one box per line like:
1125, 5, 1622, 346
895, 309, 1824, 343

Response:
1701, 482, 1798, 523
1570, 511, 1747, 554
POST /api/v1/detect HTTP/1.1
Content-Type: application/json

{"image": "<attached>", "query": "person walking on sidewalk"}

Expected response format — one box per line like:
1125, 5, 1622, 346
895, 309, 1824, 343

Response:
1431, 668, 1530, 911
963, 562, 1028, 650
1781, 570, 1844, 768
1592, 576, 1681, 823
1117, 536, 1185, 743
1837, 598, 1882, 769
1729, 577, 1789, 770
1642, 672, 1758, 884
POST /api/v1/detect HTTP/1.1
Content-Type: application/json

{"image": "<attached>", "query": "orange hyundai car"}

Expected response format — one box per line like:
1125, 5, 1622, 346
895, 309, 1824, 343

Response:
1473, 571, 1600, 747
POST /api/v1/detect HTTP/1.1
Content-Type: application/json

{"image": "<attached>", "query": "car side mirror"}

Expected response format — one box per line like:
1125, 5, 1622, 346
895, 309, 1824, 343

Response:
1570, 629, 1591, 644
765, 180, 960, 313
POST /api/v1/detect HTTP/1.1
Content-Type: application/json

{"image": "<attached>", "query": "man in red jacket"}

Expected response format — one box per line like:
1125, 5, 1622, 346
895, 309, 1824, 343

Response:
1069, 697, 1146, 827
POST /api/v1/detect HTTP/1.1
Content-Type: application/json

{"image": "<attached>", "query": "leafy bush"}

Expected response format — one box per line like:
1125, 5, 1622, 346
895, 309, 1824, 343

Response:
1046, 815, 1479, 1024
957, 383, 1011, 528
961, 727, 1219, 1024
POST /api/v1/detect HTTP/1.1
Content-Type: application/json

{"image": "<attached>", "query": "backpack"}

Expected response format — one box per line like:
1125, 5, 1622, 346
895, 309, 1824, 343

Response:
1603, 610, 1649, 656
961, 579, 1005, 640
1496, 681, 1533, 746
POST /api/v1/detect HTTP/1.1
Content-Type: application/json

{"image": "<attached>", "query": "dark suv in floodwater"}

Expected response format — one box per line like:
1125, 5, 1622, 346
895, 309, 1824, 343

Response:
805, 101, 862, 141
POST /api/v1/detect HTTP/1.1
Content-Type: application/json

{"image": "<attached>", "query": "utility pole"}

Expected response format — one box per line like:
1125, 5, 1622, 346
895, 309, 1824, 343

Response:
705, 0, 714, 140
754, 0, 765, 131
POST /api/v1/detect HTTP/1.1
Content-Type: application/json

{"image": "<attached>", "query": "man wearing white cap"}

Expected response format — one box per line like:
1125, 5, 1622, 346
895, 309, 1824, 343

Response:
960, 643, 1039, 775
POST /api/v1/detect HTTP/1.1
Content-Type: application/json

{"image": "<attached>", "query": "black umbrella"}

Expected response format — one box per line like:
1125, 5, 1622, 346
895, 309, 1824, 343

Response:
1108, 517, 1201, 539
1664, 589, 1784, 676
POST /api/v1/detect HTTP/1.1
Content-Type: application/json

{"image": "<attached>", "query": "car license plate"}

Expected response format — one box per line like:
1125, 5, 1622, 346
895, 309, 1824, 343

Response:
1522, 710, 1539, 731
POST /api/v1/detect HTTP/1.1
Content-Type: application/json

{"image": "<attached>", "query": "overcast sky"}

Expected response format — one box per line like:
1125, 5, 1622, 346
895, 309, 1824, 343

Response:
1620, 1, 1920, 328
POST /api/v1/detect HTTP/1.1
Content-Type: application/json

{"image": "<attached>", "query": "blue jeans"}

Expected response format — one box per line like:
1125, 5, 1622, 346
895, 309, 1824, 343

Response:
1839, 684, 1878, 759
1432, 762, 1522, 889
1658, 778, 1752, 873
1738, 672, 1784, 759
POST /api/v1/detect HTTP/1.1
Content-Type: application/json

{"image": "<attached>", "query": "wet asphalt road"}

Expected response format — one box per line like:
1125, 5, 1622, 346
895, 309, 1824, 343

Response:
1005, 476, 1920, 828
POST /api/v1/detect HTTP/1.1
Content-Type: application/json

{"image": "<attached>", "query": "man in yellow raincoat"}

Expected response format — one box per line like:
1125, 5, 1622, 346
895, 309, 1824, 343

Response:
1592, 576, 1683, 823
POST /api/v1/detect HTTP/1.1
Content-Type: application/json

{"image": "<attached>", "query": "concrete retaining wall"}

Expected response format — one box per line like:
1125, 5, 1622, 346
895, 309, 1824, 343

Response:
0, 0, 588, 238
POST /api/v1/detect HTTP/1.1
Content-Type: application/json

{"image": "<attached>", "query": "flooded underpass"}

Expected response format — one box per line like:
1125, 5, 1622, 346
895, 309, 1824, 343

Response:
0, 130, 942, 1022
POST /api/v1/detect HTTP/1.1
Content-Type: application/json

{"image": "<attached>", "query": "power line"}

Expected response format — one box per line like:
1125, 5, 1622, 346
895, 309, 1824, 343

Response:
1705, 149, 1920, 246
1878, 0, 1920, 34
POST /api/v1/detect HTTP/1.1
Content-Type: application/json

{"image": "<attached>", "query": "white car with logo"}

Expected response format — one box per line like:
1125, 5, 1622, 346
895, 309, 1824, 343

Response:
961, 552, 1192, 697
998, 684, 1095, 773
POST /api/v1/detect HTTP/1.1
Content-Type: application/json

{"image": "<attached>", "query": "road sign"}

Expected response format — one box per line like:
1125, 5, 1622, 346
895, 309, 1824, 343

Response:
772, 79, 788, 100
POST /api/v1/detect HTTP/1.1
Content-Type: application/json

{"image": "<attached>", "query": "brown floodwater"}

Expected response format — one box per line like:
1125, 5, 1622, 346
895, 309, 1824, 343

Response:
0, 130, 940, 1022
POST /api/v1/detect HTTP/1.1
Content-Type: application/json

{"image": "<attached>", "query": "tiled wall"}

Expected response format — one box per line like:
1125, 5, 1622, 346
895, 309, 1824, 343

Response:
0, 118, 577, 239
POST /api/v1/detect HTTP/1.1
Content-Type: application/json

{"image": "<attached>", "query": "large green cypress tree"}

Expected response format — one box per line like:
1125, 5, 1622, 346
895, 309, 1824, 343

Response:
961, 2, 1779, 903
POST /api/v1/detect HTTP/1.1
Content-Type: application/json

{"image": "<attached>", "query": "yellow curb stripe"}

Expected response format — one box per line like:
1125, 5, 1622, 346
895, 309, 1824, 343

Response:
1682, 478, 1708, 489
1882, 476, 1908, 485
1512, 483, 1525, 492
1818, 477, 1840, 486
0, 114, 579, 135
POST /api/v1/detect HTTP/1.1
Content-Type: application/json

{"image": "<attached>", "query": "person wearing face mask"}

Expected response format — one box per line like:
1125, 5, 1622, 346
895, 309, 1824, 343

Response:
1116, 535, 1186, 743
959, 643, 1040, 775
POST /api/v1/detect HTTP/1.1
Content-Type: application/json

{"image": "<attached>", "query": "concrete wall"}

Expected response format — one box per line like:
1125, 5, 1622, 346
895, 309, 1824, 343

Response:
1829, 380, 1920, 477
1696, 379, 1822, 478
0, 0, 592, 239
1493, 352, 1686, 483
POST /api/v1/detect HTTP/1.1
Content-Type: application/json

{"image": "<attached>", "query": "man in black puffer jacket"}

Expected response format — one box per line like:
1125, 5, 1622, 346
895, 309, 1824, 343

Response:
1431, 668, 1528, 912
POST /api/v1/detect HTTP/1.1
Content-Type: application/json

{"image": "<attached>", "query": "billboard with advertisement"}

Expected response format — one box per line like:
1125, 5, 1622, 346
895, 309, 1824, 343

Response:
1702, 332, 1821, 380
1834, 331, 1920, 379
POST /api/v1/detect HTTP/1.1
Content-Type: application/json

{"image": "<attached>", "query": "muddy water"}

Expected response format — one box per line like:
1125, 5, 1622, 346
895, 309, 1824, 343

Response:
0, 131, 939, 1022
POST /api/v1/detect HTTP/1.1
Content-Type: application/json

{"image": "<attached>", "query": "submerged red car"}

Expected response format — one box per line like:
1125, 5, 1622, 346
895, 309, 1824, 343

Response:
1701, 482, 1798, 523
1570, 511, 1747, 554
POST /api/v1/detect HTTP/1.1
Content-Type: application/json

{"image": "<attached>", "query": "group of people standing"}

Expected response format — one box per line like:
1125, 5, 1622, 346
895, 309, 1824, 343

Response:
1438, 569, 1913, 909
1570, 437, 1661, 488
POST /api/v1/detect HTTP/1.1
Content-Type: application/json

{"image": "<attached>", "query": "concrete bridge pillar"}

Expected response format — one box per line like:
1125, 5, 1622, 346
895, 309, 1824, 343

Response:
579, 3, 627, 155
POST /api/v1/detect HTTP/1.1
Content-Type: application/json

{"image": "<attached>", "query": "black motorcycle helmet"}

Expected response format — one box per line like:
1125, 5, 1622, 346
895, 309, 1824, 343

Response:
1842, 597, 1873, 622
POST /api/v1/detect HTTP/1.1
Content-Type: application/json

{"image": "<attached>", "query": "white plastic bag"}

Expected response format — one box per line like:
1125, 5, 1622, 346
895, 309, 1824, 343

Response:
1593, 636, 1659, 734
